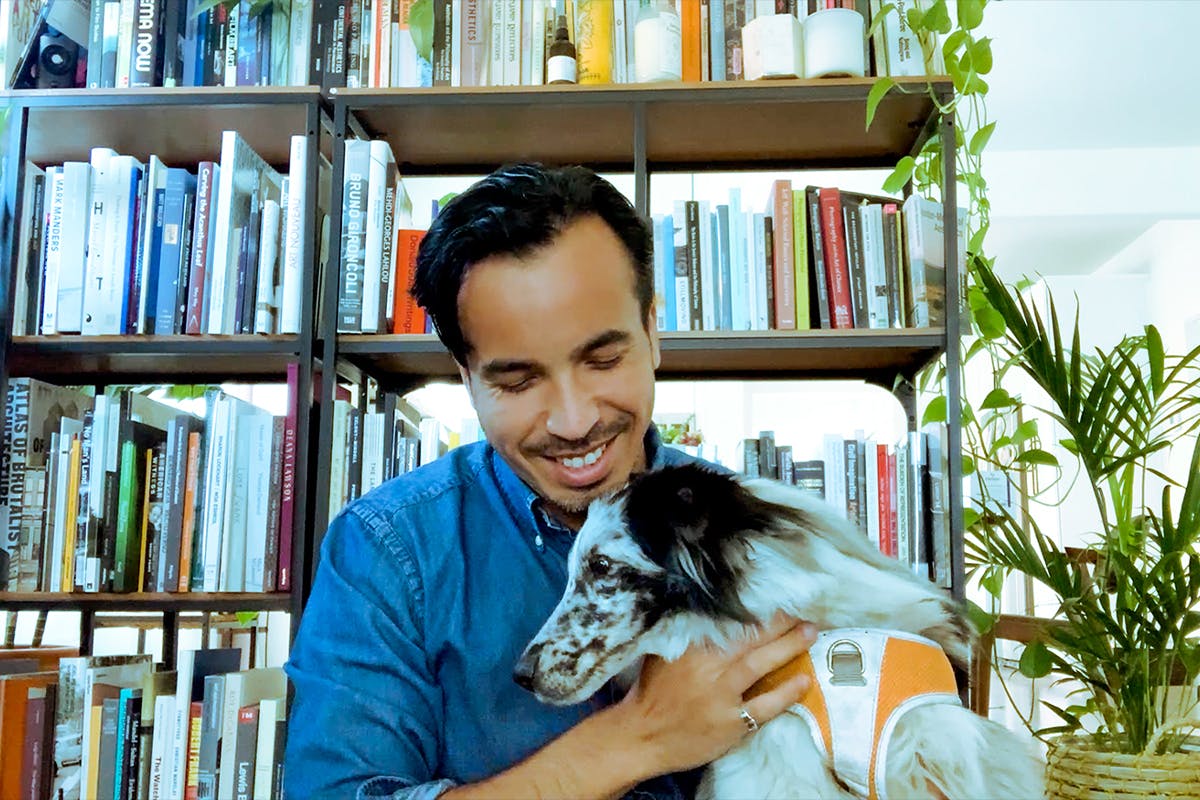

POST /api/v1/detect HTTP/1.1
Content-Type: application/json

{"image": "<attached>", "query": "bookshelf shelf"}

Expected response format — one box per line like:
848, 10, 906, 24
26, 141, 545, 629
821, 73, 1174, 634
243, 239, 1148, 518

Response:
334, 78, 951, 173
0, 592, 293, 612
3, 86, 324, 166
7, 335, 303, 383
337, 329, 945, 385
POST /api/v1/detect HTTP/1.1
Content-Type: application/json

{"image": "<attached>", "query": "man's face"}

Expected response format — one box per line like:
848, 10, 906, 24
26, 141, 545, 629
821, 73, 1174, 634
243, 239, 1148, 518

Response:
457, 215, 660, 528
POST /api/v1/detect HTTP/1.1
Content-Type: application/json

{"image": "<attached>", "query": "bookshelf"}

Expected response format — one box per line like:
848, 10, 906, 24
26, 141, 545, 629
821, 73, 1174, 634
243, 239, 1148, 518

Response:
314, 77, 967, 602
0, 77, 967, 666
0, 88, 326, 660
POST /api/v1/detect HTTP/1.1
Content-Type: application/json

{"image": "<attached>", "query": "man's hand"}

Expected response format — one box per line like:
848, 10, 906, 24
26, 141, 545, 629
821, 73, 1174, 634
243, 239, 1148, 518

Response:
610, 615, 818, 778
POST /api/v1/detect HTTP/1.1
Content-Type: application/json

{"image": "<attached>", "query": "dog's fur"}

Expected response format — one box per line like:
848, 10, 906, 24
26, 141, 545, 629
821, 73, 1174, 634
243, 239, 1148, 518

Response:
515, 464, 1043, 799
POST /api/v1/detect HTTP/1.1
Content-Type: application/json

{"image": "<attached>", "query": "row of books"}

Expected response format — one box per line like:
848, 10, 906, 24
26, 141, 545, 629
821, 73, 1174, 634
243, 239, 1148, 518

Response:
336, 139, 426, 334
734, 426, 951, 588
0, 648, 286, 800
651, 183, 965, 332
9, 131, 314, 338
324, 391, 469, 519
0, 372, 300, 594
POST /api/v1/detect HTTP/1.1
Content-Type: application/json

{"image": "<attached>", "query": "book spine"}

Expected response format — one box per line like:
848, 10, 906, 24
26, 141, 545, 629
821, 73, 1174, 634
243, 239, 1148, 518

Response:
337, 141, 369, 333
279, 135, 308, 334
277, 364, 298, 592
842, 199, 867, 328
185, 162, 217, 334
817, 187, 853, 328
130, 0, 163, 86
770, 180, 795, 330
684, 200, 702, 330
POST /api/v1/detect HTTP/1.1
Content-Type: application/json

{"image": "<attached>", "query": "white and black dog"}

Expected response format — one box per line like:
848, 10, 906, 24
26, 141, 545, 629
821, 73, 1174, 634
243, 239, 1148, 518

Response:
515, 464, 1043, 799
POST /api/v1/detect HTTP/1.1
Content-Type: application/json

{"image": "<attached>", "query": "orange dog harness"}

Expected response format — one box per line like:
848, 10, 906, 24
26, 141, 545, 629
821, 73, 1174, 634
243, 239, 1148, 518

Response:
745, 628, 961, 800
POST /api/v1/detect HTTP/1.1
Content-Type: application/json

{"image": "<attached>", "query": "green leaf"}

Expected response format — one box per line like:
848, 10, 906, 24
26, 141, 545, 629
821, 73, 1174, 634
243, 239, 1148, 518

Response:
923, 0, 953, 34
1059, 438, 1080, 455
866, 77, 897, 131
975, 305, 1006, 340
968, 37, 994, 75
969, 121, 996, 156
1019, 640, 1054, 678
966, 600, 996, 635
942, 29, 970, 61
963, 74, 989, 95
963, 506, 980, 528
1015, 448, 1059, 467
868, 3, 897, 38
234, 612, 259, 627
922, 395, 948, 426
1012, 420, 1039, 447
957, 0, 985, 30
962, 453, 975, 476
906, 6, 925, 32
980, 388, 1014, 410
882, 156, 916, 194
968, 224, 988, 255
409, 0, 434, 62
981, 566, 1006, 597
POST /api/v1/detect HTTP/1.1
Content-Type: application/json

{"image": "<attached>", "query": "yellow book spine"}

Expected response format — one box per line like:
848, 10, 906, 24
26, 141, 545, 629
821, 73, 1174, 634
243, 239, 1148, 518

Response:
793, 189, 811, 330
575, 0, 613, 84
61, 436, 83, 590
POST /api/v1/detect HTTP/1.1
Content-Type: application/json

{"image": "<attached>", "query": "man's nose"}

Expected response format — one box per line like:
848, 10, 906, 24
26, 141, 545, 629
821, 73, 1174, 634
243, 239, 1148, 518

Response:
545, 377, 600, 442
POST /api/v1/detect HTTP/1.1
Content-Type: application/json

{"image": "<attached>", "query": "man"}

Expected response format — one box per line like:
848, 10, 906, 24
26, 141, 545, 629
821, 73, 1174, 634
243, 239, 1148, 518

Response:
285, 164, 816, 799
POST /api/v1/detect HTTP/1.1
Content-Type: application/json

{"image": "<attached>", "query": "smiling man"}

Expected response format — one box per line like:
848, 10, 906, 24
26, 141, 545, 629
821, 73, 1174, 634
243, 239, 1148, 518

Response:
284, 165, 816, 799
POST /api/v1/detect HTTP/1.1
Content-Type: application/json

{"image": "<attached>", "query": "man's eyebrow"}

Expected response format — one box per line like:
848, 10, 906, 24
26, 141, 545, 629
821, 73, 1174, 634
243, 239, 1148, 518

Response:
573, 329, 631, 359
477, 330, 632, 381
479, 358, 540, 381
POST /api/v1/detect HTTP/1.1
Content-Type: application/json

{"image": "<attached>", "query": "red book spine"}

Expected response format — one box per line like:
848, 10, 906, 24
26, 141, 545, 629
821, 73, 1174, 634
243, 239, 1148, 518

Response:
184, 162, 217, 334
818, 187, 854, 328
391, 230, 427, 334
877, 443, 891, 557
278, 362, 299, 592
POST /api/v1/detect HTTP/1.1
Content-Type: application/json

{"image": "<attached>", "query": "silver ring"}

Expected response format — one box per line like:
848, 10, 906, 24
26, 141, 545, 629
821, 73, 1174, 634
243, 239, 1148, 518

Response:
739, 708, 760, 733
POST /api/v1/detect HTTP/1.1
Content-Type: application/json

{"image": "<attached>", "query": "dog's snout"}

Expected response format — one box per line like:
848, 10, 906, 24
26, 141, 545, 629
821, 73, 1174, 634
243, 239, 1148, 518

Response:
513, 649, 538, 692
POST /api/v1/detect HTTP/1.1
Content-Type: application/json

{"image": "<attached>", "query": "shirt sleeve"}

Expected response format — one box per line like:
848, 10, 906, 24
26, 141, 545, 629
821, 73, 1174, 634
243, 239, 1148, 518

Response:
284, 503, 450, 800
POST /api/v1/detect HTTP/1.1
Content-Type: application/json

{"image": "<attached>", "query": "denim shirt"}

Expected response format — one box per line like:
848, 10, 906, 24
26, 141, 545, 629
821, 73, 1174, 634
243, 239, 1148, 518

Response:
285, 427, 708, 800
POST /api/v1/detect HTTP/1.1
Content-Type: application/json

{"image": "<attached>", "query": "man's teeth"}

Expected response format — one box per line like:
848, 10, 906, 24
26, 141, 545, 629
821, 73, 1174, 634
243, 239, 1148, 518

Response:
559, 443, 606, 469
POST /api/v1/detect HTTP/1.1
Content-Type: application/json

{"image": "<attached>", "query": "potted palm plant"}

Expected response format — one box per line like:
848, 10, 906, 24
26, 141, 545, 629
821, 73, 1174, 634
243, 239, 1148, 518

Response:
962, 254, 1200, 797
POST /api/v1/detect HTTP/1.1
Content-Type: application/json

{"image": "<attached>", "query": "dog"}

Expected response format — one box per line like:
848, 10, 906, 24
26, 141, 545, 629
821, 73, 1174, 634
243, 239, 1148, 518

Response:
515, 464, 1043, 799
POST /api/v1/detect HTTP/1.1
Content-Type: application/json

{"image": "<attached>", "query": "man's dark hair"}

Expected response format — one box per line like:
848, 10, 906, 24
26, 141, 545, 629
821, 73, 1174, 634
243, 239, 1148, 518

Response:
412, 164, 654, 366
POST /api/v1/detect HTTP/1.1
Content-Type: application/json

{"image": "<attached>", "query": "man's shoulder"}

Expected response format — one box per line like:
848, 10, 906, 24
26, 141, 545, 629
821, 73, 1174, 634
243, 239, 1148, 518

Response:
347, 440, 491, 529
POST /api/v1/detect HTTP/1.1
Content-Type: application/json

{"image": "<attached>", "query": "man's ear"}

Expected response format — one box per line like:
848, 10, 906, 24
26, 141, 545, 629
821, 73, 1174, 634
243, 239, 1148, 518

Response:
646, 304, 661, 370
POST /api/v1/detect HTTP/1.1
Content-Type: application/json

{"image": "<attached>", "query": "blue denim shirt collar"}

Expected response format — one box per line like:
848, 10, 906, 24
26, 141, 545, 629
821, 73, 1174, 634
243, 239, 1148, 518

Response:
491, 425, 668, 544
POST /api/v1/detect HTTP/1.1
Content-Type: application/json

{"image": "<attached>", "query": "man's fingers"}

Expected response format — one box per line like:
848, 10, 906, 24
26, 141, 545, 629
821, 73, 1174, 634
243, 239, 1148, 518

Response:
733, 620, 817, 688
740, 667, 811, 732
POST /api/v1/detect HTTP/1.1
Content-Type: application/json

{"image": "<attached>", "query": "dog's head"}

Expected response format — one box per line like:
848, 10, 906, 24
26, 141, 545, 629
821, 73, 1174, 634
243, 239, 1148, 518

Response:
513, 464, 803, 704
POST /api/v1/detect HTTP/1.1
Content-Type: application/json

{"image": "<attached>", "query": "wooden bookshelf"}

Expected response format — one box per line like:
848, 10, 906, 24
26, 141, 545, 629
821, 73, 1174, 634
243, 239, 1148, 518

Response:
7, 335, 303, 383
333, 78, 952, 173
0, 592, 293, 612
337, 329, 945, 386
3, 86, 325, 166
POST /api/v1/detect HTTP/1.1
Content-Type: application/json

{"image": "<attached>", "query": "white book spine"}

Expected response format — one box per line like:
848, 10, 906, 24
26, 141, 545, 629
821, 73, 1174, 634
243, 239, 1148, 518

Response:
115, 0, 135, 86
147, 693, 176, 800
55, 162, 93, 333
243, 412, 274, 591
254, 199, 282, 334
502, 0, 519, 85
728, 189, 748, 331
40, 169, 66, 335
98, 156, 140, 335
253, 698, 283, 800
289, 0, 314, 86
218, 402, 247, 592
530, 0, 546, 86
224, 4, 239, 86
488, 0, 505, 85
895, 440, 910, 566
450, 0, 462, 86
519, 0, 533, 85
279, 135, 308, 334
206, 132, 238, 334
200, 395, 230, 591
360, 141, 391, 333
81, 148, 117, 335
751, 211, 767, 330
612, 0, 626, 83
362, 412, 384, 493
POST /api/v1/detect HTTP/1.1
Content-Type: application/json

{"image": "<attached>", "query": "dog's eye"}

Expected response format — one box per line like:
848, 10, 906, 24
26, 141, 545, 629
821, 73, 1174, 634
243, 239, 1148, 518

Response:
588, 555, 612, 576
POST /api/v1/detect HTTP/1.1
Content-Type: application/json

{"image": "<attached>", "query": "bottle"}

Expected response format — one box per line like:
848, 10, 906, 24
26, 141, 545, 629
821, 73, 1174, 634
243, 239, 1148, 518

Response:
546, 15, 577, 85
634, 0, 682, 83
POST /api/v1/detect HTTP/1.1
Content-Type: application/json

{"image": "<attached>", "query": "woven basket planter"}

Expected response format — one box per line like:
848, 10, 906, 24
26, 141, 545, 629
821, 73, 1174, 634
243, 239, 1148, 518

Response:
1047, 736, 1200, 800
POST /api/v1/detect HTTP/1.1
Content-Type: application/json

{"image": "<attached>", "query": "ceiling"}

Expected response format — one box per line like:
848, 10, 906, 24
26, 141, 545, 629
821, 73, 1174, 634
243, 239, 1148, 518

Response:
976, 0, 1200, 278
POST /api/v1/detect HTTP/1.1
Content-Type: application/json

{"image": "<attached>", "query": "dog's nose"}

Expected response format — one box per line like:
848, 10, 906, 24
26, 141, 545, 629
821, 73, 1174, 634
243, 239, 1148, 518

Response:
513, 651, 538, 691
